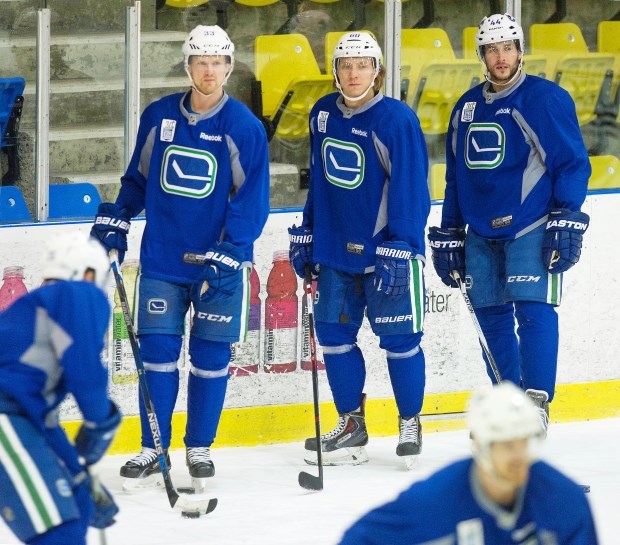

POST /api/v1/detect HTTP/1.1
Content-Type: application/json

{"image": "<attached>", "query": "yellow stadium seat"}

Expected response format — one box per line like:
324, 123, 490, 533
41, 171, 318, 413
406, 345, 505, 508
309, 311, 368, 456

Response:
236, 0, 279, 5
461, 26, 478, 59
554, 53, 615, 126
429, 163, 446, 201
588, 155, 620, 190
597, 21, 620, 122
401, 28, 456, 100
166, 0, 207, 7
271, 75, 335, 141
254, 33, 322, 119
324, 30, 376, 75
411, 59, 482, 134
529, 22, 589, 77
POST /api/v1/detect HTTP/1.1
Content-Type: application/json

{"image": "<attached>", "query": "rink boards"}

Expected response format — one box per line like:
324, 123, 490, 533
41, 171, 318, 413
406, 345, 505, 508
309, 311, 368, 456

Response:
1, 193, 618, 452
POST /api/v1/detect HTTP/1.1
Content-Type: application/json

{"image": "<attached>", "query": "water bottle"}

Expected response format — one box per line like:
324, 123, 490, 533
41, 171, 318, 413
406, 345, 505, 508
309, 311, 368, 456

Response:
264, 250, 298, 373
0, 266, 28, 311
230, 264, 261, 376
111, 259, 140, 384
300, 280, 325, 371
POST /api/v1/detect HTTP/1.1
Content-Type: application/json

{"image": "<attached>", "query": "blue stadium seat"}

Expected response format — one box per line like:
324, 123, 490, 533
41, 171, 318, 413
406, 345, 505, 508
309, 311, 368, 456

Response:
1, 77, 26, 184
0, 185, 31, 222
49, 183, 102, 219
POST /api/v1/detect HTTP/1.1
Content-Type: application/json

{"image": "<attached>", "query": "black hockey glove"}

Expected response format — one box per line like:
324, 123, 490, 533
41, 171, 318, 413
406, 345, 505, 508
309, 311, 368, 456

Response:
427, 226, 466, 288
88, 476, 119, 529
192, 241, 245, 303
90, 203, 131, 264
542, 208, 590, 274
374, 241, 413, 296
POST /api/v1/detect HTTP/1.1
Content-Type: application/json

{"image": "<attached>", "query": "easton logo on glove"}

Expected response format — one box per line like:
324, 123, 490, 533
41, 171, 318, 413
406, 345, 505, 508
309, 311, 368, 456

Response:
428, 239, 465, 249
546, 218, 589, 231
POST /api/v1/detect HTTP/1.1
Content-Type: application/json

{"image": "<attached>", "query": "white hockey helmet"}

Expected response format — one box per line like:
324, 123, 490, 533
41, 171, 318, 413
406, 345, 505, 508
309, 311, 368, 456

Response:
182, 24, 235, 74
42, 232, 111, 290
475, 13, 524, 62
332, 31, 382, 78
468, 382, 542, 446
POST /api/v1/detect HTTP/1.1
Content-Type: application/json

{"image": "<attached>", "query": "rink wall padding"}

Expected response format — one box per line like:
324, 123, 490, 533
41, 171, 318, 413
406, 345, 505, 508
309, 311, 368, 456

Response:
1, 193, 619, 454
60, 379, 620, 455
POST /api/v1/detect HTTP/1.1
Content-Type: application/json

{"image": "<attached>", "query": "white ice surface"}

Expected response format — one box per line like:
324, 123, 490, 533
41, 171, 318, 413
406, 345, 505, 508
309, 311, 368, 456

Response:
0, 418, 617, 545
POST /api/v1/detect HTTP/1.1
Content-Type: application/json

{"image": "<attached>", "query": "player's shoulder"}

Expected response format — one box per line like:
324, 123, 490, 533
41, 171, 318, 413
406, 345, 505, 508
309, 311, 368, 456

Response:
312, 92, 340, 113
404, 458, 473, 503
529, 460, 588, 500
222, 95, 266, 135
142, 91, 186, 119
521, 75, 574, 105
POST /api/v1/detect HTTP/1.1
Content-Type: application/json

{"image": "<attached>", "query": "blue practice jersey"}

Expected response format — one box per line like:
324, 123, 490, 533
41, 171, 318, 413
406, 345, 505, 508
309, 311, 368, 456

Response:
0, 282, 112, 430
304, 92, 430, 274
339, 458, 598, 545
116, 90, 270, 283
443, 73, 590, 239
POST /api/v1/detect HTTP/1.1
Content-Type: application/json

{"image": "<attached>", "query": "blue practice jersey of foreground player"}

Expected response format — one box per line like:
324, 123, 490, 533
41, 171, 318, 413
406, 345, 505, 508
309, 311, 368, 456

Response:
443, 73, 590, 239
339, 458, 598, 545
0, 282, 111, 430
304, 92, 430, 274
115, 90, 270, 283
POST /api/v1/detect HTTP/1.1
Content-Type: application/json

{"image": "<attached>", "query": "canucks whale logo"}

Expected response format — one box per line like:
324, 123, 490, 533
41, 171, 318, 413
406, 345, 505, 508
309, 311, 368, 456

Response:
161, 145, 218, 198
322, 138, 365, 189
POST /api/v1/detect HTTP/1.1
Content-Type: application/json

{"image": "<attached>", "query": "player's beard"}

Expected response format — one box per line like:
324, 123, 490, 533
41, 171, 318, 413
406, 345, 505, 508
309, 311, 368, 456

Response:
487, 58, 521, 87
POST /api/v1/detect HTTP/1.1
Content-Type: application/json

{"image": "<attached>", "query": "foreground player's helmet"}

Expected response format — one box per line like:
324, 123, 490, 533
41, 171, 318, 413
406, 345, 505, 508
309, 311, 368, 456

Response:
182, 24, 235, 74
332, 31, 382, 79
42, 232, 111, 290
468, 382, 542, 446
475, 13, 524, 62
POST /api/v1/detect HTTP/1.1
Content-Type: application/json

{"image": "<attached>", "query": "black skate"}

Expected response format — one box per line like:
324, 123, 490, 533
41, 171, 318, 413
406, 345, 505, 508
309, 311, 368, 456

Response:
304, 395, 369, 466
186, 447, 215, 492
396, 415, 422, 470
526, 389, 550, 438
120, 447, 170, 492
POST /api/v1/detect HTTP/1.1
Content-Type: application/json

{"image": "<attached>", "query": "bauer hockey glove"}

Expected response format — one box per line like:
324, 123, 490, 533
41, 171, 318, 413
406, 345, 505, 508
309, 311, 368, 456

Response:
542, 208, 590, 274
374, 241, 413, 296
75, 402, 121, 466
191, 241, 245, 303
288, 225, 319, 279
90, 203, 131, 264
427, 226, 466, 289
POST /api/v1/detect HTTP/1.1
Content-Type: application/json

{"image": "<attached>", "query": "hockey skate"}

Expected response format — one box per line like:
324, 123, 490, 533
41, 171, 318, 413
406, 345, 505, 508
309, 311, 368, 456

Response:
304, 395, 369, 466
396, 415, 422, 470
186, 447, 215, 493
525, 389, 550, 438
120, 447, 170, 492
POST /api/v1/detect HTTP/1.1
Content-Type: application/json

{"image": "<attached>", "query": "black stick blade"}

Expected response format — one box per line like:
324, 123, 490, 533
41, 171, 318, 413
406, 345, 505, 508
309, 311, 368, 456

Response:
298, 471, 323, 491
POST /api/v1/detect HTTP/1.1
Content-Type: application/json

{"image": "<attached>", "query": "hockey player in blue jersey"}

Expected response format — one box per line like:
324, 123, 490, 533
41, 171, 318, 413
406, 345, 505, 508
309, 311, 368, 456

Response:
428, 14, 591, 436
289, 32, 430, 468
339, 382, 599, 545
90, 25, 270, 490
0, 233, 121, 545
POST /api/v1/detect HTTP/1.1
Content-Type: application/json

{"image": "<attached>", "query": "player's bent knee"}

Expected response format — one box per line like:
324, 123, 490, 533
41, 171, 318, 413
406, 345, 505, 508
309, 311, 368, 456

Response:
315, 321, 359, 347
139, 333, 183, 363
188, 336, 231, 371
379, 332, 423, 354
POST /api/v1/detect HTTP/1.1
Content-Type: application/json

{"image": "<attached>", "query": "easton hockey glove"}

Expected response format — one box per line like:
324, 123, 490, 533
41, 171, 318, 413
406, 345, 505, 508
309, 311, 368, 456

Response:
543, 208, 590, 274
427, 226, 466, 288
90, 203, 131, 264
75, 402, 121, 466
288, 225, 319, 279
374, 241, 413, 296
191, 241, 245, 303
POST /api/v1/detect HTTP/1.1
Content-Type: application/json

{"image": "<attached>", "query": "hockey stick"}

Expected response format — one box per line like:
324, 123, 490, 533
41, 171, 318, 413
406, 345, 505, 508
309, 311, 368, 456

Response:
451, 271, 502, 384
109, 253, 217, 516
298, 266, 324, 491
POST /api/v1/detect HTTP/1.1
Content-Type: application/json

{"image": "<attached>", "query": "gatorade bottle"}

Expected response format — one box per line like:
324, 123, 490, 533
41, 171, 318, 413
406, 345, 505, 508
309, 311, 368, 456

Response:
264, 250, 298, 373
230, 264, 261, 376
111, 259, 140, 384
0, 266, 28, 311
300, 280, 325, 371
